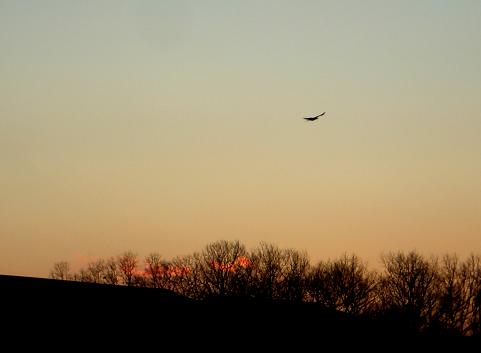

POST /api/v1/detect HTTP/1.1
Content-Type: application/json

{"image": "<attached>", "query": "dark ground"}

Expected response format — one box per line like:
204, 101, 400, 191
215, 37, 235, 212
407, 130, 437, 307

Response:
1, 275, 471, 348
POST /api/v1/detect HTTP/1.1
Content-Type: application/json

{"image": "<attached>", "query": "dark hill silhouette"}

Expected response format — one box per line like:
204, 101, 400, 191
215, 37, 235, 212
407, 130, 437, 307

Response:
2, 274, 420, 343
2, 274, 192, 324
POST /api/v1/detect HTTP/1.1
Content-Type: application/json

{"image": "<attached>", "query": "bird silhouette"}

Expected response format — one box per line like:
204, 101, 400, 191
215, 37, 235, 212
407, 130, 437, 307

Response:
303, 112, 325, 121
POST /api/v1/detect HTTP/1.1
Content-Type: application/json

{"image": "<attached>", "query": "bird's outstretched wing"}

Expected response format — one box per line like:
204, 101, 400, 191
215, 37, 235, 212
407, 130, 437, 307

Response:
303, 112, 326, 121
312, 112, 326, 119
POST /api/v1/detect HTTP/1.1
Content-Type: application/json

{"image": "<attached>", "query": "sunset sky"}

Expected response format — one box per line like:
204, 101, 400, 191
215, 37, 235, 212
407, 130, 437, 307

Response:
1, 1, 481, 277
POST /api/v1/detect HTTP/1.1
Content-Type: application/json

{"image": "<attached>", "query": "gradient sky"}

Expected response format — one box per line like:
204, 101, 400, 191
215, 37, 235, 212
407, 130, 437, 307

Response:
1, 0, 481, 277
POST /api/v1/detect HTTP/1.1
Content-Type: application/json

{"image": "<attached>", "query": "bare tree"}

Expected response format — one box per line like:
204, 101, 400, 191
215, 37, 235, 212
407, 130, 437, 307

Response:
307, 261, 332, 305
118, 251, 138, 286
167, 254, 203, 299
434, 254, 468, 335
249, 243, 285, 300
197, 240, 251, 298
379, 251, 441, 332
85, 259, 106, 283
145, 253, 168, 288
103, 257, 119, 285
132, 273, 148, 287
308, 254, 377, 315
460, 254, 481, 336
249, 243, 310, 301
50, 261, 71, 280
278, 248, 310, 302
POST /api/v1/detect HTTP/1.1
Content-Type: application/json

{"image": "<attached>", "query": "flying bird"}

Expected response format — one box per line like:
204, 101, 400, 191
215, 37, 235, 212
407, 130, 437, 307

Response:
303, 112, 326, 121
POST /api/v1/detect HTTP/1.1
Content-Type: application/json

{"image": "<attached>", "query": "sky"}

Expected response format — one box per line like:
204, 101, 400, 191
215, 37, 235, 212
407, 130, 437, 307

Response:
1, 0, 481, 277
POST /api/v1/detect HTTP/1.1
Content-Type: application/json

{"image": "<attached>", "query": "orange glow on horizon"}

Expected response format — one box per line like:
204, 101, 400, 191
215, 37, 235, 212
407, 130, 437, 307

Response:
210, 256, 252, 273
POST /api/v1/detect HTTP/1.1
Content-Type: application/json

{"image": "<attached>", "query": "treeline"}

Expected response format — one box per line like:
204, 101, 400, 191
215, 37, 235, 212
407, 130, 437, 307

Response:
50, 240, 481, 336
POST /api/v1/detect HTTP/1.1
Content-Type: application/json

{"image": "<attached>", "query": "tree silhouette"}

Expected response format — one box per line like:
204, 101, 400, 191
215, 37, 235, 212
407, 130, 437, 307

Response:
167, 254, 203, 299
460, 254, 481, 336
144, 253, 168, 288
103, 257, 119, 285
434, 254, 467, 335
249, 244, 309, 301
82, 259, 106, 283
197, 240, 251, 298
379, 251, 440, 333
249, 243, 284, 300
308, 254, 377, 314
278, 248, 310, 302
118, 251, 138, 286
47, 242, 481, 336
49, 261, 71, 280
